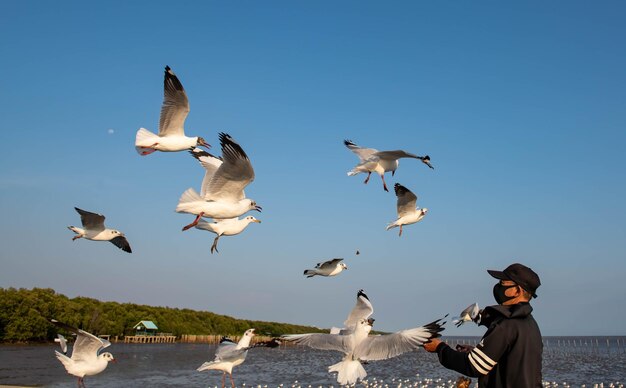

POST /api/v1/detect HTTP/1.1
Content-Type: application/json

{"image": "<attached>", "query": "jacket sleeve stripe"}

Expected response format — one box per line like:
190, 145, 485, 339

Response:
468, 352, 490, 375
473, 347, 497, 366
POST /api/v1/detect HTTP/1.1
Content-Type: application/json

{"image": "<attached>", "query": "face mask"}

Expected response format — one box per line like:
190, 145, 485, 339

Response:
493, 283, 518, 305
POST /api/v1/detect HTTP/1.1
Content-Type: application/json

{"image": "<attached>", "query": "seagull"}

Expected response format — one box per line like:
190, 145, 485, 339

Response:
344, 140, 433, 192
330, 289, 374, 335
197, 329, 279, 388
303, 258, 348, 278
68, 207, 132, 253
176, 133, 261, 230
452, 303, 480, 327
386, 183, 428, 237
55, 334, 68, 354
195, 216, 261, 254
281, 291, 446, 386
49, 319, 115, 388
135, 65, 210, 155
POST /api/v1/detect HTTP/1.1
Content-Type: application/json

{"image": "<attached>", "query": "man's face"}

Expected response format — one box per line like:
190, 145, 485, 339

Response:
494, 279, 522, 305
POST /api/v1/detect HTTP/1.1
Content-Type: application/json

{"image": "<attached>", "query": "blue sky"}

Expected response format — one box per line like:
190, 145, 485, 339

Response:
1, 1, 624, 336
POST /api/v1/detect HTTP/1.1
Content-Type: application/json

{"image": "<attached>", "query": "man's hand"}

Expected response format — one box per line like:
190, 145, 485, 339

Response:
423, 338, 442, 353
455, 344, 474, 353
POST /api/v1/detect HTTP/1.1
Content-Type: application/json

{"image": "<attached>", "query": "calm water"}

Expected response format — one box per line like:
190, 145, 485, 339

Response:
0, 337, 624, 387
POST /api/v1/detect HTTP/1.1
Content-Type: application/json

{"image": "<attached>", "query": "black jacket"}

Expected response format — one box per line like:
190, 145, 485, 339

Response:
436, 302, 542, 387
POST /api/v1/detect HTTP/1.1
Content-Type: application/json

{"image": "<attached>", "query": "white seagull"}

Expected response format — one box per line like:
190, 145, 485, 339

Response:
330, 289, 374, 335
135, 65, 210, 155
68, 207, 132, 253
344, 139, 433, 192
281, 291, 446, 386
386, 183, 428, 237
176, 133, 261, 230
50, 319, 115, 388
452, 303, 480, 327
303, 258, 348, 278
195, 216, 261, 254
197, 329, 280, 388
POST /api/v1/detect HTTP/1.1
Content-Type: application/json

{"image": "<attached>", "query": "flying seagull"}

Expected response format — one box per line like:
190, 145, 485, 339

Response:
176, 133, 261, 231
330, 289, 374, 335
344, 139, 433, 192
281, 290, 446, 386
135, 65, 210, 155
303, 258, 348, 278
197, 329, 279, 388
68, 208, 132, 253
386, 183, 428, 236
55, 334, 68, 355
195, 216, 261, 254
49, 319, 115, 388
452, 303, 480, 327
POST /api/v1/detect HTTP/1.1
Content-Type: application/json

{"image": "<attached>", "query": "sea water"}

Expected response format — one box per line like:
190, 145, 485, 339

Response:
0, 337, 624, 387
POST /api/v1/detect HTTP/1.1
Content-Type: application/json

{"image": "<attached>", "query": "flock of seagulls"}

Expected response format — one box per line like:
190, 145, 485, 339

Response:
55, 65, 452, 386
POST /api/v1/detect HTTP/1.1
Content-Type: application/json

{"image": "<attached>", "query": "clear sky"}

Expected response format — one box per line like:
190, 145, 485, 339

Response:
1, 1, 624, 336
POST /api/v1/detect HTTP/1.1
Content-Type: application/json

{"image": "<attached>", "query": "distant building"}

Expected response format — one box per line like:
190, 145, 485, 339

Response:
133, 320, 158, 336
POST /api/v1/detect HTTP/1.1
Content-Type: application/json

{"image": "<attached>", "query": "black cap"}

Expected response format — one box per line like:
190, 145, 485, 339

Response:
488, 263, 541, 298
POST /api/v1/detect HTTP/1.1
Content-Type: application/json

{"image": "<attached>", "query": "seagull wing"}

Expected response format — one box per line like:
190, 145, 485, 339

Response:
394, 183, 418, 218
74, 208, 105, 232
50, 319, 109, 363
205, 133, 255, 202
281, 333, 353, 353
110, 236, 132, 253
189, 148, 224, 199
317, 258, 343, 271
214, 341, 245, 362
344, 140, 378, 162
374, 150, 420, 161
158, 66, 190, 137
355, 318, 446, 361
344, 290, 374, 328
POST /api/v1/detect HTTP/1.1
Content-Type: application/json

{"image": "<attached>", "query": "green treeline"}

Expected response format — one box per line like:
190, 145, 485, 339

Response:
0, 287, 326, 343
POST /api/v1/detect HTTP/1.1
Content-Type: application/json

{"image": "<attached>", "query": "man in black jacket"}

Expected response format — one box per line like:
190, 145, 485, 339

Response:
424, 263, 542, 387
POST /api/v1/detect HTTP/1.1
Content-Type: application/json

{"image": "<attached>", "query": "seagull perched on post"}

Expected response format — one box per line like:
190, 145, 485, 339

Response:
281, 290, 446, 386
176, 133, 262, 231
386, 183, 428, 237
67, 207, 132, 253
49, 319, 115, 388
303, 258, 348, 278
135, 65, 210, 155
344, 139, 433, 192
197, 329, 279, 388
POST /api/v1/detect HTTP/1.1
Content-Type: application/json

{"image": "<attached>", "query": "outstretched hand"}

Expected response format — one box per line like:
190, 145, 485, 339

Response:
423, 338, 442, 353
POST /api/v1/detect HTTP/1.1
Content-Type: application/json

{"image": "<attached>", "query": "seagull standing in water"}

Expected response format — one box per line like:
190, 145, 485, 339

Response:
303, 258, 348, 278
135, 65, 210, 155
176, 133, 261, 230
344, 139, 433, 192
195, 216, 261, 254
68, 208, 132, 253
281, 291, 446, 386
386, 183, 428, 236
197, 329, 279, 388
50, 319, 115, 388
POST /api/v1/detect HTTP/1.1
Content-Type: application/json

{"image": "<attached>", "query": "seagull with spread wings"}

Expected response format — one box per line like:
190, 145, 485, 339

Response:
303, 258, 348, 278
135, 65, 210, 155
176, 133, 262, 230
386, 183, 428, 236
452, 303, 480, 327
50, 319, 115, 388
281, 290, 446, 386
68, 207, 132, 253
344, 139, 433, 192
197, 329, 279, 388
330, 289, 374, 335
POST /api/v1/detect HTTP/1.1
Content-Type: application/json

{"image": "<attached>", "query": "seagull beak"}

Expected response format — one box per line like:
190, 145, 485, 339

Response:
111, 358, 118, 363
367, 318, 375, 326
253, 219, 262, 223
254, 205, 262, 212
199, 138, 211, 149
251, 329, 256, 336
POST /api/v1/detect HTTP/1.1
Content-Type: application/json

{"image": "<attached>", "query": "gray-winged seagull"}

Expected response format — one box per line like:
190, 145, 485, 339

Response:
386, 183, 428, 236
68, 207, 132, 253
303, 258, 348, 278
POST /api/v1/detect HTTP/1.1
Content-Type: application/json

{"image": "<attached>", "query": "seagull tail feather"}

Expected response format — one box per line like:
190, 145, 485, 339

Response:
176, 188, 203, 213
303, 270, 317, 278
67, 226, 82, 235
328, 359, 367, 386
196, 361, 220, 372
135, 128, 159, 154
347, 170, 359, 176
385, 222, 398, 231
